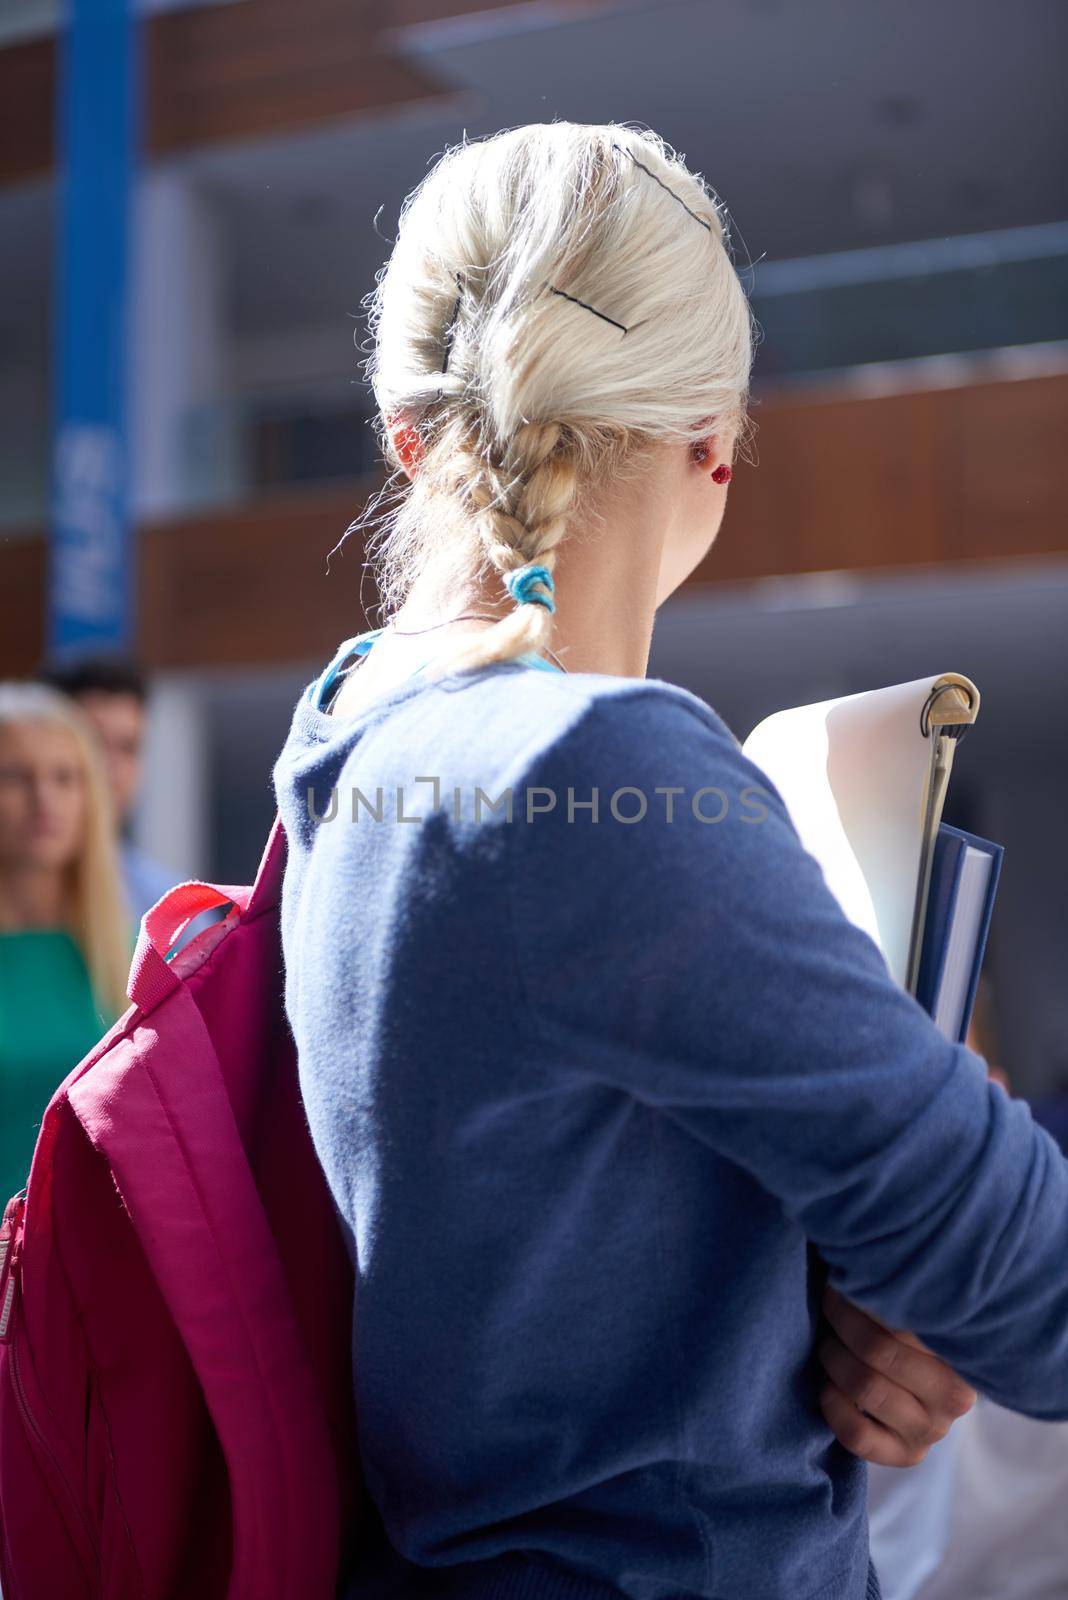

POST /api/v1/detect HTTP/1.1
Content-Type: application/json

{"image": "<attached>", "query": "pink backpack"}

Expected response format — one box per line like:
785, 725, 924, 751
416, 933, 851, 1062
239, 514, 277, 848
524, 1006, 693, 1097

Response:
0, 816, 363, 1599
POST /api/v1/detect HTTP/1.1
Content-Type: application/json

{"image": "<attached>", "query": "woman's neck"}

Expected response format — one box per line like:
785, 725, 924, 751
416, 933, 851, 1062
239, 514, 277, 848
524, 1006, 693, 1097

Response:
391, 451, 675, 679
0, 865, 69, 932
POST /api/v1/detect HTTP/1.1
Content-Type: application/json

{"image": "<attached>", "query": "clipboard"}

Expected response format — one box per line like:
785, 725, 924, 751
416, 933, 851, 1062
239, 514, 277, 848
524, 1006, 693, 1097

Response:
741, 673, 981, 994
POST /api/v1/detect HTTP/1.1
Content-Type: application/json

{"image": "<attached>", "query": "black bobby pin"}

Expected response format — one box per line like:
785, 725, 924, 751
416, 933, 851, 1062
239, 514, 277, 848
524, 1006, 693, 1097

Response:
548, 285, 628, 335
612, 143, 712, 233
441, 273, 463, 373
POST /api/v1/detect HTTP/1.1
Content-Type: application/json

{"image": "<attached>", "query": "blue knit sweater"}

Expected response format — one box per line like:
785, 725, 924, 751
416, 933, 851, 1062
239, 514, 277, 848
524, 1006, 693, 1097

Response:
271, 658, 1068, 1600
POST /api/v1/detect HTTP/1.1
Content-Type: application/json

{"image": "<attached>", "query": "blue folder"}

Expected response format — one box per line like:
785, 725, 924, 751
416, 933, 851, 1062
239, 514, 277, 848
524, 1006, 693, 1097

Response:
915, 824, 1004, 1044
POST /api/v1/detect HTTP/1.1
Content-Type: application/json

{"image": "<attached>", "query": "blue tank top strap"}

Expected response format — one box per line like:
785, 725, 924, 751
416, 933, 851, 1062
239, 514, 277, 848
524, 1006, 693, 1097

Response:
309, 630, 563, 709
516, 652, 563, 674
307, 628, 385, 709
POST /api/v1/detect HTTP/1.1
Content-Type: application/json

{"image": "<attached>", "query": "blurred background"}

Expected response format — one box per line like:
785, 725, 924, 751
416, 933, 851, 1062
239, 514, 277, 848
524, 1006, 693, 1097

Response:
1, 0, 1066, 1095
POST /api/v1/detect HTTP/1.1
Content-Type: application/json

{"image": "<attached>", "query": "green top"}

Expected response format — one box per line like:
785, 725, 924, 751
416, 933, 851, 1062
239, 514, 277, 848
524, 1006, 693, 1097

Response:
0, 929, 121, 1205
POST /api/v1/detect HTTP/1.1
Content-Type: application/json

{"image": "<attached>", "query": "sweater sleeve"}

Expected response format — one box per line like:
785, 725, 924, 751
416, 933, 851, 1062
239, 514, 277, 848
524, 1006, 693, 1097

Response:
507, 687, 1068, 1419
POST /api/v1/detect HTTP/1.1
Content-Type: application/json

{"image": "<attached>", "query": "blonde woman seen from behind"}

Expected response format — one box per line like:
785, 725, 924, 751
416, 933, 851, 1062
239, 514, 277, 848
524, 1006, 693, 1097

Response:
271, 124, 1068, 1600
0, 682, 131, 1205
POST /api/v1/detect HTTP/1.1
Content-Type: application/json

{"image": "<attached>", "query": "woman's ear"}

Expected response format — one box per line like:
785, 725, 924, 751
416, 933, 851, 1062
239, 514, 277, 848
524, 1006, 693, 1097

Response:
689, 419, 737, 480
689, 433, 725, 470
387, 413, 424, 479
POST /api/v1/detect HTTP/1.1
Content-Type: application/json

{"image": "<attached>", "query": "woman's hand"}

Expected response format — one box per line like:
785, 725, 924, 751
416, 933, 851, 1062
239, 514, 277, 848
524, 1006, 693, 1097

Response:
818, 1285, 977, 1467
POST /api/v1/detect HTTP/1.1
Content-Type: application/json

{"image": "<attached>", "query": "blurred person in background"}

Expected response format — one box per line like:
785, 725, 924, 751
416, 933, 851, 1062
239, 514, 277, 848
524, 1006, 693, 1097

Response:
968, 975, 1068, 1159
1032, 1079, 1068, 1156
909, 1362, 1068, 1600
964, 974, 1010, 1093
0, 682, 131, 1204
37, 655, 175, 925
866, 981, 1004, 1600
871, 976, 1068, 1600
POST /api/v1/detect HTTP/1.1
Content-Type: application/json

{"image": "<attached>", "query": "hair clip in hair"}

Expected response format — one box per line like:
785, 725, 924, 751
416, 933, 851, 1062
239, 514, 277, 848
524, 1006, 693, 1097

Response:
505, 564, 556, 613
612, 143, 713, 233
441, 273, 463, 373
548, 285, 628, 335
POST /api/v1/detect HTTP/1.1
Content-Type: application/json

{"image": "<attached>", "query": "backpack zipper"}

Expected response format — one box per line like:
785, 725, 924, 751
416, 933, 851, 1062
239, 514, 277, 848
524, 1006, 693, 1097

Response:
0, 1189, 103, 1587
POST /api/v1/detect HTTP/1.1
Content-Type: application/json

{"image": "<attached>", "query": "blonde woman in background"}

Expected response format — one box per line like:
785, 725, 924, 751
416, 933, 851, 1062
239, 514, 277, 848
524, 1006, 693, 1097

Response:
0, 682, 131, 1204
270, 124, 1068, 1599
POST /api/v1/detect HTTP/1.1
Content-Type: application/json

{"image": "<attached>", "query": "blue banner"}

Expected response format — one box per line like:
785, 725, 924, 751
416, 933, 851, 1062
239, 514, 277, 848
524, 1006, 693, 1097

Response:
50, 0, 139, 659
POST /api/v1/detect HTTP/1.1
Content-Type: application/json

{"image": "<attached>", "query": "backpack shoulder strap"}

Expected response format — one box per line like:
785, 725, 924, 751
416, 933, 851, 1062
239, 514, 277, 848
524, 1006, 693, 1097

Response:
127, 815, 286, 1015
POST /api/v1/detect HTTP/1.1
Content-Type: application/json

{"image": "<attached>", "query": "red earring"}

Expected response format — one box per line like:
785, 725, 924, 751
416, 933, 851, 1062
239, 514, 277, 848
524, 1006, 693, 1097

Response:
691, 442, 732, 482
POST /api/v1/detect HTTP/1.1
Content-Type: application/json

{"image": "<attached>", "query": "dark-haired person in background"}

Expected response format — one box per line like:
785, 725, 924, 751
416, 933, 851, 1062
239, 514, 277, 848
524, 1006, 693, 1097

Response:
37, 656, 175, 925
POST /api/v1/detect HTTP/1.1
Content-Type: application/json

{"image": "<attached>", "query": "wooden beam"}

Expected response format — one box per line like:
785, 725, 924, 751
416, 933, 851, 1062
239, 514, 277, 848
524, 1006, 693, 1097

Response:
0, 1, 456, 188
689, 370, 1068, 587
138, 481, 380, 670
0, 38, 54, 186
2, 371, 1066, 678
387, 0, 616, 28
0, 530, 47, 675
145, 0, 454, 157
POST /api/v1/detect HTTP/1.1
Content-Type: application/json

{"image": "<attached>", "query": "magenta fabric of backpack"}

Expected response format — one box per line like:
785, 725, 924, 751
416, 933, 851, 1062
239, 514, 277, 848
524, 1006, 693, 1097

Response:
0, 817, 362, 1599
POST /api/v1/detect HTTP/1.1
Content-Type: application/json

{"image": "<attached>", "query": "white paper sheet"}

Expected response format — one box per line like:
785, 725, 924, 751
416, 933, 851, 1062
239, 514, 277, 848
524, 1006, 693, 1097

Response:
741, 676, 954, 988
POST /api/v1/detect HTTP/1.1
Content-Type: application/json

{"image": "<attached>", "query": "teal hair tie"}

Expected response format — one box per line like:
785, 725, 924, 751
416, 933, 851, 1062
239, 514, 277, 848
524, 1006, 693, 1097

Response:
505, 564, 556, 613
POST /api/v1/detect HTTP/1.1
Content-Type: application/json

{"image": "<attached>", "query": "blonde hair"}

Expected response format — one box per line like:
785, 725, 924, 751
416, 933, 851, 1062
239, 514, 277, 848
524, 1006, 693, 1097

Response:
0, 681, 132, 1019
362, 120, 756, 672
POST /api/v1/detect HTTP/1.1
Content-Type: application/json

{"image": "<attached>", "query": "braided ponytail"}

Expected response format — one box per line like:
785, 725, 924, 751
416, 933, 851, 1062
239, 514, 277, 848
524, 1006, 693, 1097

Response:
362, 121, 755, 671
431, 418, 575, 672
